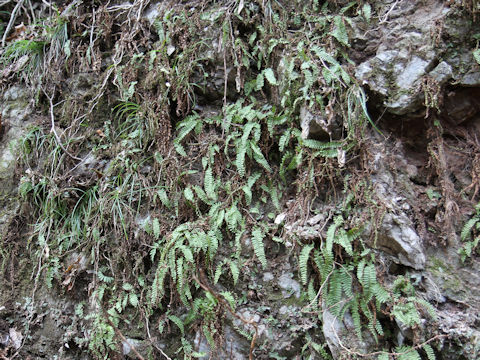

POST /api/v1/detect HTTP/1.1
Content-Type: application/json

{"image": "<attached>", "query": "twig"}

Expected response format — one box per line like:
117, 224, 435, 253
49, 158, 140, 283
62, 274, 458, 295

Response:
0, 1, 12, 8
379, 0, 401, 24
42, 87, 83, 161
192, 269, 258, 360
1, 0, 24, 47
301, 270, 334, 312
102, 308, 145, 360
145, 317, 172, 360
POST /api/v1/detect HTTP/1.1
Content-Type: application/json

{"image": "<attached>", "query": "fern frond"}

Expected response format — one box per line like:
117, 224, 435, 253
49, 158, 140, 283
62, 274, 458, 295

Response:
229, 260, 240, 285
156, 189, 171, 208
263, 68, 277, 85
214, 262, 224, 284
303, 139, 342, 150
176, 114, 200, 143
178, 244, 194, 263
152, 218, 161, 239
193, 185, 210, 204
461, 217, 478, 241
174, 142, 187, 157
207, 229, 220, 259
250, 142, 272, 173
184, 187, 195, 203
423, 344, 436, 360
299, 244, 314, 285
412, 297, 437, 320
279, 129, 291, 152
396, 346, 421, 360
255, 71, 265, 91
204, 167, 216, 200
168, 314, 185, 335
252, 227, 267, 269
335, 228, 353, 255
221, 291, 236, 310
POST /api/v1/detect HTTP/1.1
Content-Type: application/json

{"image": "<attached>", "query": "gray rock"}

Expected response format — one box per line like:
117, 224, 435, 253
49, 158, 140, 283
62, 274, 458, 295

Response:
300, 106, 330, 140
277, 273, 301, 299
356, 51, 434, 115
460, 71, 480, 86
429, 61, 453, 84
376, 212, 425, 270
323, 306, 375, 359
262, 272, 274, 282
352, 1, 480, 115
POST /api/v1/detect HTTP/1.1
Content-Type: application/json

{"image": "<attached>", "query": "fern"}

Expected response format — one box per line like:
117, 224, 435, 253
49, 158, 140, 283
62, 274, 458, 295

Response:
251, 227, 267, 269
279, 129, 291, 152
193, 185, 211, 205
175, 113, 201, 143
184, 187, 194, 203
221, 291, 236, 310
250, 142, 272, 173
263, 68, 277, 85
242, 172, 261, 205
461, 217, 477, 241
214, 261, 224, 284
255, 71, 265, 91
396, 346, 422, 360
168, 314, 185, 335
423, 344, 436, 360
331, 16, 349, 46
411, 297, 437, 320
229, 260, 240, 285
152, 218, 161, 239
204, 167, 216, 200
299, 244, 314, 285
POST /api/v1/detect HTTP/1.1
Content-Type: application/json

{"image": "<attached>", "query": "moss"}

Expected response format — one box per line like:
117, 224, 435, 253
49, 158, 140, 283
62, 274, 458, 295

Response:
428, 256, 465, 294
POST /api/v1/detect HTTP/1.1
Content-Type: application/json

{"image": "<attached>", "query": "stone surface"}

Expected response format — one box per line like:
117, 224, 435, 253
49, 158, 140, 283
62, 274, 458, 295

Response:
277, 273, 301, 299
323, 306, 376, 358
376, 212, 426, 270
354, 0, 480, 115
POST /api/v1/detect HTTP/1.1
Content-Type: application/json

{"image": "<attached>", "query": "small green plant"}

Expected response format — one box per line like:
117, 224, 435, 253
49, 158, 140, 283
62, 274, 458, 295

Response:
459, 203, 480, 261
1, 39, 46, 74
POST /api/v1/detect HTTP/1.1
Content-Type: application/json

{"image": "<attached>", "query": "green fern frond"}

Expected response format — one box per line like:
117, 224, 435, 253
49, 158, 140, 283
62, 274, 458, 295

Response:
252, 227, 267, 269
372, 283, 391, 305
214, 262, 224, 284
184, 187, 195, 203
193, 185, 210, 204
168, 314, 185, 335
255, 71, 265, 91
335, 228, 353, 255
175, 114, 200, 143
229, 260, 240, 285
204, 167, 216, 200
221, 291, 236, 310
263, 68, 277, 85
331, 16, 349, 46
423, 344, 436, 360
461, 217, 478, 241
411, 297, 437, 320
299, 244, 314, 285
396, 346, 422, 360
152, 218, 161, 239
279, 129, 291, 152
250, 142, 272, 173
178, 244, 194, 263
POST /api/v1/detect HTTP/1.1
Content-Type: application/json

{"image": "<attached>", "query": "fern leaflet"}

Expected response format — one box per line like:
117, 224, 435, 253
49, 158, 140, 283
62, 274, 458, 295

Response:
252, 227, 267, 269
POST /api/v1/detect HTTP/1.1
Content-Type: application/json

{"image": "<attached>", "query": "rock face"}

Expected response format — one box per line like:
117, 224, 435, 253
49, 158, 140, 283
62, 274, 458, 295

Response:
354, 0, 480, 115
1, 1, 480, 360
376, 212, 426, 270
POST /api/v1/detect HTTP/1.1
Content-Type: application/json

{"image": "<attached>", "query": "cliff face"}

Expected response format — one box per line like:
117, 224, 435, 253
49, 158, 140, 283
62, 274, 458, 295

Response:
1, 1, 479, 359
